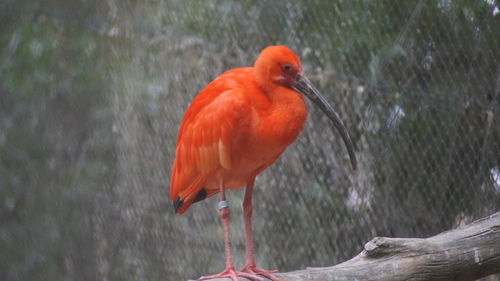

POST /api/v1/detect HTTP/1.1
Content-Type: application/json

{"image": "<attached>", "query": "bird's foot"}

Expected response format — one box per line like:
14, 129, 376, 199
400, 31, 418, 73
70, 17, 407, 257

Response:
240, 264, 280, 281
199, 266, 264, 281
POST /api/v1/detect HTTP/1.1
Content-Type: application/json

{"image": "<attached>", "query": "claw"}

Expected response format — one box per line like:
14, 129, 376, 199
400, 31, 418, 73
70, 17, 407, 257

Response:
240, 264, 280, 281
199, 266, 264, 281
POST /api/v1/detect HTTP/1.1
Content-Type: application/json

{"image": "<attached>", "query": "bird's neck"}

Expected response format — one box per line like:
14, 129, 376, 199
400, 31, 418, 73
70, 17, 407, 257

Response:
250, 68, 307, 145
257, 87, 307, 147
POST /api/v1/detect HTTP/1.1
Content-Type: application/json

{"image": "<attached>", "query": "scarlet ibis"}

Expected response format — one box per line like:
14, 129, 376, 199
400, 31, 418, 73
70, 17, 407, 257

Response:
170, 45, 356, 281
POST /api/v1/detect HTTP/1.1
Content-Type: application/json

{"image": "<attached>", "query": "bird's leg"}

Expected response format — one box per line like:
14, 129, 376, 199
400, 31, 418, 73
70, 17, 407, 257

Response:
219, 184, 234, 269
199, 180, 263, 281
240, 180, 281, 281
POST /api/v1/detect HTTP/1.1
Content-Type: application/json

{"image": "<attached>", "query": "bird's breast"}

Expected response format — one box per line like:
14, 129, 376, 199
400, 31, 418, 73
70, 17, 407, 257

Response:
234, 90, 307, 171
218, 100, 306, 190
257, 91, 307, 147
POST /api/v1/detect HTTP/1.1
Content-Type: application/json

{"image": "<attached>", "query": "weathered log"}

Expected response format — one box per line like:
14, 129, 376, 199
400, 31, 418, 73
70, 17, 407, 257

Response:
191, 211, 500, 281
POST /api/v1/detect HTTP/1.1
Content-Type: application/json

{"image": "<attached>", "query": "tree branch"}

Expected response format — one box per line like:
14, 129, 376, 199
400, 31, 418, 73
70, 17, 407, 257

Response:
193, 212, 500, 281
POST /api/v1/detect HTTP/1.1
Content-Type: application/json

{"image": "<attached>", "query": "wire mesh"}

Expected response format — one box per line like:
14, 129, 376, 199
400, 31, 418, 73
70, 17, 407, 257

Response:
1, 1, 499, 281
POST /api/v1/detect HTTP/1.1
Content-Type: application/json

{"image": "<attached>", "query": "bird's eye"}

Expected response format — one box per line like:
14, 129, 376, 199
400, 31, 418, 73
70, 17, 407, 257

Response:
282, 64, 292, 72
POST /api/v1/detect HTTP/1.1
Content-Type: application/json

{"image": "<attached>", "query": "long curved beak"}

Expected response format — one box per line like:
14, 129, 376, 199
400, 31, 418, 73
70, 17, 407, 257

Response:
293, 74, 357, 170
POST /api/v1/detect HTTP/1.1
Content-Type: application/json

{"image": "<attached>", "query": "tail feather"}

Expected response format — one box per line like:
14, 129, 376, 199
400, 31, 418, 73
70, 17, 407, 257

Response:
172, 188, 218, 214
172, 188, 207, 214
170, 167, 206, 213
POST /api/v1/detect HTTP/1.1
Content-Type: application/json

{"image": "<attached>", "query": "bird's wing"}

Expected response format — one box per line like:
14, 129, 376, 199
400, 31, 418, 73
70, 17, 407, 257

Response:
170, 85, 251, 214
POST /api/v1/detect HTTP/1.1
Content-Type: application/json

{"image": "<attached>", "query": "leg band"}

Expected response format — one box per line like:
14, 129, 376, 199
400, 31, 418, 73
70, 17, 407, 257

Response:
218, 200, 229, 210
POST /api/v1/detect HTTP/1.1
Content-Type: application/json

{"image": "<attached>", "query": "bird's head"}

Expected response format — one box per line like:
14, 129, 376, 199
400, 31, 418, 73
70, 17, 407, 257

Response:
255, 45, 357, 170
255, 45, 302, 89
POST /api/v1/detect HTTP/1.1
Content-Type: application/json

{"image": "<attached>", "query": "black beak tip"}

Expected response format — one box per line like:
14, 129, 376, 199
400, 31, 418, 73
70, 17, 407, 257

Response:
351, 157, 357, 170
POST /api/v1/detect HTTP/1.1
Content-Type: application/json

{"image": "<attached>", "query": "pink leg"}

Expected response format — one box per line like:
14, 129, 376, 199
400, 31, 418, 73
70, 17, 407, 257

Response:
240, 180, 281, 281
199, 181, 263, 281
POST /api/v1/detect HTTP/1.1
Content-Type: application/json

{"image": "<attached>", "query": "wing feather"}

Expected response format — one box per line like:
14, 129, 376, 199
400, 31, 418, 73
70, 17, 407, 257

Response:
169, 85, 250, 212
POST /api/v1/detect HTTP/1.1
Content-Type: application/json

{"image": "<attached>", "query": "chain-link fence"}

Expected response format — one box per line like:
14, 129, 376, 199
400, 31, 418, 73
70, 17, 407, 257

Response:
1, 1, 499, 281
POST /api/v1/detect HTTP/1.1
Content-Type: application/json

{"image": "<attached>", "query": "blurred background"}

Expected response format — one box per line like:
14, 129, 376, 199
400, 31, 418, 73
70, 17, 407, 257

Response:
1, 0, 499, 280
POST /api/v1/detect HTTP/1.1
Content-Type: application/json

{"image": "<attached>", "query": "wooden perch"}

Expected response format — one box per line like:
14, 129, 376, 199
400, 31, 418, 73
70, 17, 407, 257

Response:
193, 212, 500, 281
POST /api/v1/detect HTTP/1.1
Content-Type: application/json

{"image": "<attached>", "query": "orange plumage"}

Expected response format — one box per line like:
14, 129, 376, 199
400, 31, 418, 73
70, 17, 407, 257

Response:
170, 47, 306, 214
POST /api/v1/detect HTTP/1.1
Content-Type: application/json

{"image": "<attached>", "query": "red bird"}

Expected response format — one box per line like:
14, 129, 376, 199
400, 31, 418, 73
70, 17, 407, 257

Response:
170, 45, 356, 281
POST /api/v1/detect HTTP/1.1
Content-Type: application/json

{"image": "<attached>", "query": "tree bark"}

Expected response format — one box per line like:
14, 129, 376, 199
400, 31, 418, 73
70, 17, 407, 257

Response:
192, 211, 500, 281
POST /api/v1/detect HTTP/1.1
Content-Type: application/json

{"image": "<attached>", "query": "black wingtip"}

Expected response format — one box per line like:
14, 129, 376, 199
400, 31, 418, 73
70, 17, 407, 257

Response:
173, 197, 183, 213
173, 189, 208, 214
192, 189, 207, 203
